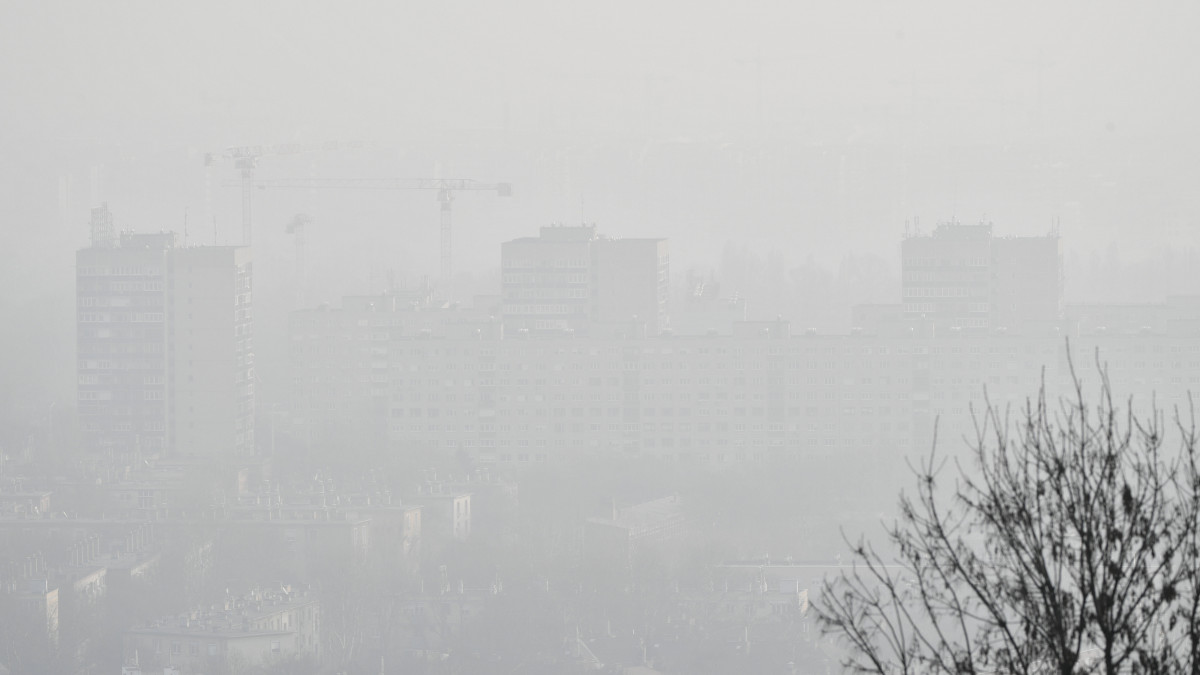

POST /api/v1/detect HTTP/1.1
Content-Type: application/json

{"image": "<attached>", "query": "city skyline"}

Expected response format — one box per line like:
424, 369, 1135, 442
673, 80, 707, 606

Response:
4, 2, 1200, 673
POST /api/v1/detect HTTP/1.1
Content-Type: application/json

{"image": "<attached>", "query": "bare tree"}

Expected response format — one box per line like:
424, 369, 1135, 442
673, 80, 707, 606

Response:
819, 353, 1200, 674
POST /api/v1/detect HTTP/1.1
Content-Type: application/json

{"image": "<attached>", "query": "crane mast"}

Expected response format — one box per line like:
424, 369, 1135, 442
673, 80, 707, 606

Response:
439, 188, 454, 300
233, 177, 512, 302
238, 158, 256, 246
205, 141, 373, 246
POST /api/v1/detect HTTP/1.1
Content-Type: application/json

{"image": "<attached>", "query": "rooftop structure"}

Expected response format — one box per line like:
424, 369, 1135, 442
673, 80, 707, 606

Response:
585, 495, 686, 567
124, 586, 319, 671
500, 225, 669, 335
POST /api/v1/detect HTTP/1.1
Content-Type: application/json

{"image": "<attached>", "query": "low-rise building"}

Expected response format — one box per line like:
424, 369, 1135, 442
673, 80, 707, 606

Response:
123, 586, 319, 673
585, 495, 686, 568
410, 487, 471, 543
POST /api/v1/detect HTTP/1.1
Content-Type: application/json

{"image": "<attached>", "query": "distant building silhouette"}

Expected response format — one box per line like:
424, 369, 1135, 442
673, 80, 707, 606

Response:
123, 585, 318, 672
900, 222, 1061, 332
500, 225, 669, 335
75, 205, 253, 457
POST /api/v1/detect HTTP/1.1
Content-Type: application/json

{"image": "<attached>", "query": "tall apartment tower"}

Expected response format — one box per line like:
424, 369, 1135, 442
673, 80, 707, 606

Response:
76, 205, 254, 457
171, 246, 255, 455
76, 219, 175, 455
592, 236, 670, 329
901, 222, 1061, 332
501, 226, 594, 332
500, 225, 669, 334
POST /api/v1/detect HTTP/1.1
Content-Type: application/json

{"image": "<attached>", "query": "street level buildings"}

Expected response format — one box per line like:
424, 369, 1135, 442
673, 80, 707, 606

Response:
123, 586, 319, 672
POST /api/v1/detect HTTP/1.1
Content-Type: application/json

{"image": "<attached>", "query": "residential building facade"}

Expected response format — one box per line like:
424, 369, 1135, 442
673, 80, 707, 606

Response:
75, 206, 253, 457
500, 225, 669, 335
901, 222, 1061, 331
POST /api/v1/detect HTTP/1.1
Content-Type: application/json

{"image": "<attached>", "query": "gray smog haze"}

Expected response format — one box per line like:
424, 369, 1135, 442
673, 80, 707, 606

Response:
4, 1, 1198, 253
5, 3, 1200, 673
4, 1, 1196, 145
4, 0, 1200, 431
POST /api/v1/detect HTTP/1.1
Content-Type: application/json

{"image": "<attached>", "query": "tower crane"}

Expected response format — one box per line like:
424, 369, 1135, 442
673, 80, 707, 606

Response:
204, 141, 372, 246
235, 177, 512, 302
285, 213, 313, 309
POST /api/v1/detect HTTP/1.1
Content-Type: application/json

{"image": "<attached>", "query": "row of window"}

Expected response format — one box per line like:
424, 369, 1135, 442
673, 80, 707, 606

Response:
79, 312, 166, 323
902, 287, 983, 299
502, 303, 583, 315
399, 435, 908, 450
502, 258, 589, 270
502, 272, 589, 283
389, 418, 907, 433
903, 256, 990, 268
77, 281, 164, 292
504, 288, 589, 299
78, 390, 163, 401
78, 266, 162, 277
78, 374, 164, 385
386, 403, 908, 419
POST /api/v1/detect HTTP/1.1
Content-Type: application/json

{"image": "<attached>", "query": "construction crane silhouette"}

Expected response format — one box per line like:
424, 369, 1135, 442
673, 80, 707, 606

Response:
240, 177, 512, 302
285, 213, 313, 309
204, 141, 372, 246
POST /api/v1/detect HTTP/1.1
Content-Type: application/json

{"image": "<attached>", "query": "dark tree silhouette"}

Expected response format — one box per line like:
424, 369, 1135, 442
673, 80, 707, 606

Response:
819, 354, 1200, 674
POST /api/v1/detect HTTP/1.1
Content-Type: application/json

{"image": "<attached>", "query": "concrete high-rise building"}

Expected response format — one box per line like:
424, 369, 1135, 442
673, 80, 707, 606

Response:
75, 205, 253, 457
287, 293, 501, 448
990, 234, 1062, 329
76, 225, 174, 455
501, 226, 594, 333
171, 246, 255, 455
901, 222, 1060, 332
500, 225, 669, 334
592, 236, 670, 329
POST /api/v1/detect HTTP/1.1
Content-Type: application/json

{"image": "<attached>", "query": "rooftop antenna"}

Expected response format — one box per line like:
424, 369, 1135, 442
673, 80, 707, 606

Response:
213, 216, 218, 246
183, 208, 189, 246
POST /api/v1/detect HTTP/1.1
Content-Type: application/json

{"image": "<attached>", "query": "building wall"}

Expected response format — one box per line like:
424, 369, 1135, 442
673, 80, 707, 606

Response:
384, 332, 921, 467
76, 235, 174, 455
16, 584, 59, 645
992, 235, 1062, 329
591, 238, 670, 332
125, 631, 300, 672
411, 493, 471, 543
901, 224, 993, 329
287, 298, 502, 446
500, 226, 669, 334
373, 330, 1200, 472
75, 233, 252, 457
124, 597, 319, 670
900, 223, 1061, 332
171, 246, 254, 455
288, 302, 402, 447
501, 228, 593, 333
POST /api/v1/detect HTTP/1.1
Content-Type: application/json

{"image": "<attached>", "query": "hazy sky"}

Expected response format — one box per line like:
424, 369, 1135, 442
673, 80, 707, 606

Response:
3, 1, 1197, 150
4, 0, 1199, 278
3, 1, 1200, 412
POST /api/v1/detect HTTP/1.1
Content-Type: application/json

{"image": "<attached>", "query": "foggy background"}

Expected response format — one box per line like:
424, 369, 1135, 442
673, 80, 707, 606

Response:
3, 2, 1200, 672
5, 0, 1200, 417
